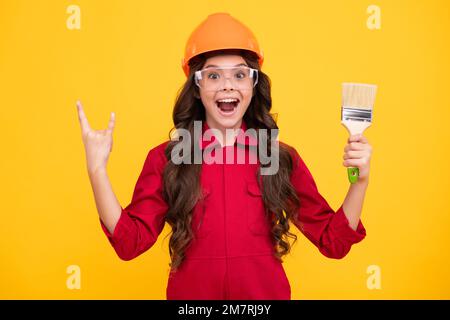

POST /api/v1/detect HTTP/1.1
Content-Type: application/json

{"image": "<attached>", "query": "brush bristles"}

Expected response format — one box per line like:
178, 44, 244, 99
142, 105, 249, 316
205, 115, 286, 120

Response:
342, 83, 377, 109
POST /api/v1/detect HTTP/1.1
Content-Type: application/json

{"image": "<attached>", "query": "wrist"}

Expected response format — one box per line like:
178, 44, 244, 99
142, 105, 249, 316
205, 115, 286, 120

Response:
88, 166, 107, 179
354, 177, 369, 187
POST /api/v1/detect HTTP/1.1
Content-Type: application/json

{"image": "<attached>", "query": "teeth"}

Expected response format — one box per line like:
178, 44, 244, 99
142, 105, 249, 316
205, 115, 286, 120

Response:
217, 98, 238, 103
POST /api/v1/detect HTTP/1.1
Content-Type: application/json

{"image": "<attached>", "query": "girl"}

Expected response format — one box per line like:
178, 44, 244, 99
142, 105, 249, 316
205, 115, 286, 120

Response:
76, 12, 371, 300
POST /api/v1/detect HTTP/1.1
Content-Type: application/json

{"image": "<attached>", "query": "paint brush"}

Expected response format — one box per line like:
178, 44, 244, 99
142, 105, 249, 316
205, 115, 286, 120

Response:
341, 82, 377, 183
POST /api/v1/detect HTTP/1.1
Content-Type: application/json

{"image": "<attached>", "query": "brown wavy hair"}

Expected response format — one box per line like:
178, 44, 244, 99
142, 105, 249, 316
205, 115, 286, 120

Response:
162, 49, 301, 272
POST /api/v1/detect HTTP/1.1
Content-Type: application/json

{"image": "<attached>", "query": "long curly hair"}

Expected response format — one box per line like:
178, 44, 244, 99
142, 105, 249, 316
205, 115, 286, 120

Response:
162, 49, 301, 272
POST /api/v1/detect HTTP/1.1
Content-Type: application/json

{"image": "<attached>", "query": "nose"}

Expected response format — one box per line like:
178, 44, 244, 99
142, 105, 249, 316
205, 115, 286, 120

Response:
221, 76, 235, 91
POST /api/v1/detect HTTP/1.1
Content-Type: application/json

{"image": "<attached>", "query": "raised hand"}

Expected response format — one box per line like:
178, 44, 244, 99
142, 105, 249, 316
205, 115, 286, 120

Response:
76, 100, 115, 176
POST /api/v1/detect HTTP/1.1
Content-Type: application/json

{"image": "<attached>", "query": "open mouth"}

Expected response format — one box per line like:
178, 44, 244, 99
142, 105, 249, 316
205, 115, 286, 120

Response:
215, 98, 240, 116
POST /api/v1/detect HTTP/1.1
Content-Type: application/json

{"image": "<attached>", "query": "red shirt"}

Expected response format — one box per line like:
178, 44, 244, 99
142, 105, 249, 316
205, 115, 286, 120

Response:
99, 120, 366, 300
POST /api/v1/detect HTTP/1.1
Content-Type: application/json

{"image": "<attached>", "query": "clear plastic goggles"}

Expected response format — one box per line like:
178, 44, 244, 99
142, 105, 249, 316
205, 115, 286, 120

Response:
194, 66, 259, 92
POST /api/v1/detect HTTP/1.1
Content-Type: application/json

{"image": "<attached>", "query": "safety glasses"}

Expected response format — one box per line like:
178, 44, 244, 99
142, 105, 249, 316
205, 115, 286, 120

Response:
194, 66, 259, 92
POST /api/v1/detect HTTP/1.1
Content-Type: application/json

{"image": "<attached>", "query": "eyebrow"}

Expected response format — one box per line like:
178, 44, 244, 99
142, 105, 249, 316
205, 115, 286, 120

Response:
204, 63, 248, 68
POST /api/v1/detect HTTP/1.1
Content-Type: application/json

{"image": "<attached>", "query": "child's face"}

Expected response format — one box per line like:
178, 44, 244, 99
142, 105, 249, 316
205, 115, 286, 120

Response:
199, 54, 254, 130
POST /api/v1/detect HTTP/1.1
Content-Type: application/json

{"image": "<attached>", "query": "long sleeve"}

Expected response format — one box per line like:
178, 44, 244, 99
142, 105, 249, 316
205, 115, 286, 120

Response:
99, 143, 169, 261
288, 146, 366, 259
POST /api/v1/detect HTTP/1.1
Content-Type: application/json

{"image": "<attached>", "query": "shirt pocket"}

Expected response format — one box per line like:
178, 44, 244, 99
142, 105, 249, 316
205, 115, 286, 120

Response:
246, 181, 272, 236
191, 186, 212, 239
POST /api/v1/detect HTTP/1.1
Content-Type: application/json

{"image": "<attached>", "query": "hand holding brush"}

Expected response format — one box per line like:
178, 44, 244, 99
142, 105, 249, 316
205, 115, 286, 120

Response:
343, 133, 372, 184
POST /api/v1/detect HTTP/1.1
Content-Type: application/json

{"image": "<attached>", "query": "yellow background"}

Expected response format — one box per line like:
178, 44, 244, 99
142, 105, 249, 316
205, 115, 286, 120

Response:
1, 0, 449, 299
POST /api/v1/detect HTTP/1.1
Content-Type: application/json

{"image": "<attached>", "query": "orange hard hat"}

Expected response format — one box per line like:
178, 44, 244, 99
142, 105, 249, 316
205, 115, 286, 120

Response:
181, 12, 264, 77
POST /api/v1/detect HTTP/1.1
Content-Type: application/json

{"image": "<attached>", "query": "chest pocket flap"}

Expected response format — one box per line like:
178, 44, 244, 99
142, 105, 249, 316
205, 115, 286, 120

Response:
246, 181, 271, 236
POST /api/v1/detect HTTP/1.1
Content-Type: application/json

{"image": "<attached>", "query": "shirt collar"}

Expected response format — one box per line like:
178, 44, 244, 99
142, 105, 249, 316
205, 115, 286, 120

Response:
198, 119, 258, 150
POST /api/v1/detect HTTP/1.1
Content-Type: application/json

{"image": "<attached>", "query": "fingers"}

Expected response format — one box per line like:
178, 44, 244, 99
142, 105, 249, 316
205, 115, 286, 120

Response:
343, 158, 369, 168
76, 100, 116, 135
107, 112, 115, 133
345, 134, 370, 152
343, 133, 372, 168
76, 100, 92, 134
344, 142, 365, 152
343, 150, 366, 160
348, 134, 368, 144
